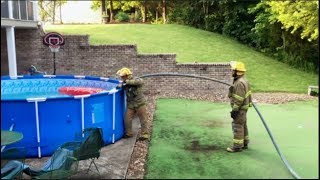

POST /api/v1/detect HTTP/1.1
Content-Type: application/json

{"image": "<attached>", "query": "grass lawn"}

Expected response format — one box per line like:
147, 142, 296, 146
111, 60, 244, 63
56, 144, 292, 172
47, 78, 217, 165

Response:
145, 99, 318, 179
44, 24, 318, 93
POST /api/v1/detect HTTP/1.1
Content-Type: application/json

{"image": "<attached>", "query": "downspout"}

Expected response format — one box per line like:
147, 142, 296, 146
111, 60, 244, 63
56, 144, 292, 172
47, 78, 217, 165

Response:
6, 0, 17, 77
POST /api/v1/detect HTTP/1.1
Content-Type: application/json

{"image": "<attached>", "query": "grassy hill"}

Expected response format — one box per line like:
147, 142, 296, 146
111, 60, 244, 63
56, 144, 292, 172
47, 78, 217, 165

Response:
44, 24, 318, 93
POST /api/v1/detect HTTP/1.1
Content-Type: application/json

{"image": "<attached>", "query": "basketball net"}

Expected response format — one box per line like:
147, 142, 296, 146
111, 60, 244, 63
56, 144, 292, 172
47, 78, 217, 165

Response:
49, 44, 60, 53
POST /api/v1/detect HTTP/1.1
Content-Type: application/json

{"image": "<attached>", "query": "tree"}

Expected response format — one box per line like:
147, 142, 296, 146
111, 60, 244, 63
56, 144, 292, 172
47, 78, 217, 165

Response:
267, 1, 319, 41
101, 0, 107, 23
142, 0, 147, 23
59, 1, 62, 24
38, 0, 51, 22
250, 1, 319, 72
162, 0, 167, 24
91, 0, 108, 23
53, 0, 56, 24
93, 0, 127, 23
38, 0, 67, 24
124, 1, 142, 21
109, 0, 114, 22
155, 1, 161, 24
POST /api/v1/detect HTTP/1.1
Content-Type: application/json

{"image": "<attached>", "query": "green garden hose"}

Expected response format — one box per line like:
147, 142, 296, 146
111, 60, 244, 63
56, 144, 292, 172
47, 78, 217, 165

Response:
138, 73, 301, 179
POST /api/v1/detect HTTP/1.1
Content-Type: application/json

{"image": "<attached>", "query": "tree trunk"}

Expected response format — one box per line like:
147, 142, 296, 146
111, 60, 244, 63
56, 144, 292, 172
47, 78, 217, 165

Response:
135, 8, 138, 22
203, 1, 208, 30
52, 0, 56, 24
142, 0, 146, 23
59, 1, 62, 24
101, 0, 107, 24
110, 0, 114, 22
156, 10, 158, 24
39, 0, 44, 21
282, 31, 286, 51
162, 0, 166, 24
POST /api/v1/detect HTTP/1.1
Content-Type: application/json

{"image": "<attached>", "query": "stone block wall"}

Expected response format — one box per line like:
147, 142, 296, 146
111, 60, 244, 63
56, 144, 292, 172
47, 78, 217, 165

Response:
1, 28, 232, 101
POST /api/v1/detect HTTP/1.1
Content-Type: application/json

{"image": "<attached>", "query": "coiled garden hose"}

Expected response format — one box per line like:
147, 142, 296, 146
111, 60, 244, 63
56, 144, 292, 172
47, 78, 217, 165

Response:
138, 73, 301, 179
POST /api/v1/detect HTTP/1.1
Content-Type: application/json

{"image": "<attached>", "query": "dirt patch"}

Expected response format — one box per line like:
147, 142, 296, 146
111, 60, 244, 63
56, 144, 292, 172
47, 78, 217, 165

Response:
252, 92, 317, 104
185, 140, 220, 153
202, 120, 228, 128
193, 157, 200, 162
154, 92, 317, 104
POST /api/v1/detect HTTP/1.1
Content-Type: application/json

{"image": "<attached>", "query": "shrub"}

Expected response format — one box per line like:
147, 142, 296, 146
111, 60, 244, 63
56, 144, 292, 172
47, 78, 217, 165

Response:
151, 17, 164, 24
115, 11, 129, 22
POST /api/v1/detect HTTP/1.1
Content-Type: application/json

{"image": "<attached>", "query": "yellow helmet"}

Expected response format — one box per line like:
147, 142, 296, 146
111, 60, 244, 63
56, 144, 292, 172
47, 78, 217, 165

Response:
117, 67, 132, 77
230, 61, 246, 72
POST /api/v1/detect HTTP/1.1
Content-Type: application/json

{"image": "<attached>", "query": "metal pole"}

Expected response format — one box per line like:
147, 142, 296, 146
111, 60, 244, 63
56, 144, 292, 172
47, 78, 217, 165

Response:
112, 93, 116, 143
27, 97, 46, 158
35, 101, 42, 158
74, 94, 90, 137
81, 97, 85, 137
53, 52, 56, 75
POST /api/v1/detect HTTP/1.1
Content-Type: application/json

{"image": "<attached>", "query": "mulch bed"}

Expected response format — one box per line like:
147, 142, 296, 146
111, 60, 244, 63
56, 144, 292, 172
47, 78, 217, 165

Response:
125, 93, 317, 179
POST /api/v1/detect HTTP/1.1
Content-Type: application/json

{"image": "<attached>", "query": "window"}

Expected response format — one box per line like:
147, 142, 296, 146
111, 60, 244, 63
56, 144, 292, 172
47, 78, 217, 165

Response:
27, 0, 34, 20
1, 0, 35, 20
12, 0, 20, 19
20, 0, 27, 20
1, 0, 9, 18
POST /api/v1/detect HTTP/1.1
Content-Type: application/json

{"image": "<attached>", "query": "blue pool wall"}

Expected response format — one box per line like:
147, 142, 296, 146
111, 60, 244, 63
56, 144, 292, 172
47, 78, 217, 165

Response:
1, 75, 126, 158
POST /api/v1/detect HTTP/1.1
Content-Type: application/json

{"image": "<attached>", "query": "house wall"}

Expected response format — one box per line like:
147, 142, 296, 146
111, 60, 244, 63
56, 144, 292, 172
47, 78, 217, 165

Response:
1, 28, 232, 101
1, 28, 43, 75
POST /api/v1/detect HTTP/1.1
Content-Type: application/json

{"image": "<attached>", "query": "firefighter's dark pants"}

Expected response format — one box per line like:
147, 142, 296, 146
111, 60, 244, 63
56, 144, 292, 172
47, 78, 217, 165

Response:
231, 109, 249, 148
124, 105, 148, 137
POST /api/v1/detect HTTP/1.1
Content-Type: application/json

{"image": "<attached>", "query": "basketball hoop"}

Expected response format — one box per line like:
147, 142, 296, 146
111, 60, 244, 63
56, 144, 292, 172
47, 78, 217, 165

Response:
43, 32, 64, 53
43, 32, 65, 75
49, 45, 60, 53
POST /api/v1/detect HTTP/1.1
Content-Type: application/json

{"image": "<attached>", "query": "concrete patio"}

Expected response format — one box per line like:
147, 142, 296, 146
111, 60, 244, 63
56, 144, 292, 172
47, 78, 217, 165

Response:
23, 119, 140, 179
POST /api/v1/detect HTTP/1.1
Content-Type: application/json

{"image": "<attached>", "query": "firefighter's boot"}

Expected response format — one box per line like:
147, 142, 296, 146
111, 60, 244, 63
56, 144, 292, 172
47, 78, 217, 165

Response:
226, 147, 242, 153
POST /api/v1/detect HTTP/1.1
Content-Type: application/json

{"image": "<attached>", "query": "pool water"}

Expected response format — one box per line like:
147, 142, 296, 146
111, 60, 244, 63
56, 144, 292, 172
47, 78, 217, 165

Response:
1, 78, 117, 100
2, 92, 70, 100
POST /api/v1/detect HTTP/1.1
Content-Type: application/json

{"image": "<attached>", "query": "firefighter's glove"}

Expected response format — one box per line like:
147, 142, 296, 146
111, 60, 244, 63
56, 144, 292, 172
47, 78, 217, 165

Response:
230, 110, 239, 119
116, 82, 126, 89
228, 86, 234, 98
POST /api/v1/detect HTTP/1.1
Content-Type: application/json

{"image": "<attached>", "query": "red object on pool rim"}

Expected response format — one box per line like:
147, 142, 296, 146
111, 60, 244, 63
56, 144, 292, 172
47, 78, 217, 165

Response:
58, 86, 105, 96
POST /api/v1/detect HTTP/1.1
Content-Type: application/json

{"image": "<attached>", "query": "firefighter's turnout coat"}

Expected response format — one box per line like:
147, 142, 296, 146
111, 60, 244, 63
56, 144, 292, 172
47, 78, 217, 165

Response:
228, 76, 252, 148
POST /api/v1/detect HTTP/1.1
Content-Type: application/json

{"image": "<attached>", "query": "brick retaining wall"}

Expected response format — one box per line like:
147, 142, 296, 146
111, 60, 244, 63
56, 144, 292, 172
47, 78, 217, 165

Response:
1, 28, 232, 100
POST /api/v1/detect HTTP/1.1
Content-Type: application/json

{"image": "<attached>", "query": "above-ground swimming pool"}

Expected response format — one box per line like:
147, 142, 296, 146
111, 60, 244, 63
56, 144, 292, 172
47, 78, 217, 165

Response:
1, 75, 126, 158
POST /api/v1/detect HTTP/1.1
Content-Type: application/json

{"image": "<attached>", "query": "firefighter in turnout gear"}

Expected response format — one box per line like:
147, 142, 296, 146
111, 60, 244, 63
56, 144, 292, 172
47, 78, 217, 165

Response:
116, 68, 149, 141
227, 61, 252, 152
